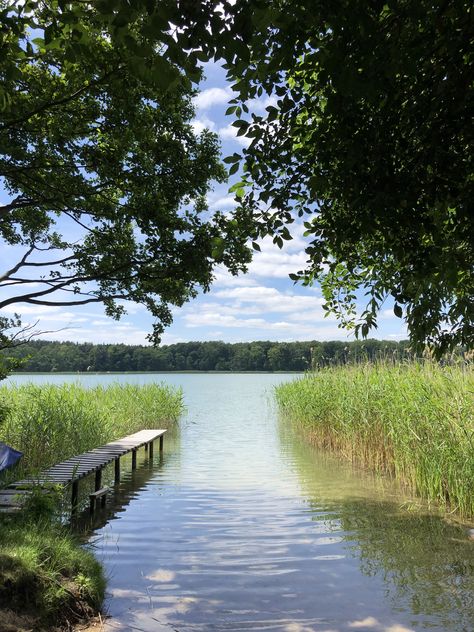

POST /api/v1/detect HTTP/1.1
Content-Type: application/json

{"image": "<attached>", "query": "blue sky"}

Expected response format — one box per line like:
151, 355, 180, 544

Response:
1, 62, 407, 346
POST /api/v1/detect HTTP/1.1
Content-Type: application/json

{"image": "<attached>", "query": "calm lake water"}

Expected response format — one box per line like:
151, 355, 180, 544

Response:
7, 373, 474, 631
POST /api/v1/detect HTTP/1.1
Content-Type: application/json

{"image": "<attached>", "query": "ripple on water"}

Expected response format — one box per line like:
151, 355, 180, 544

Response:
82, 373, 474, 632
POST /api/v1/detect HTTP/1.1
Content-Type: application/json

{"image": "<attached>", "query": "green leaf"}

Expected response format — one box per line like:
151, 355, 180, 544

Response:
223, 153, 241, 164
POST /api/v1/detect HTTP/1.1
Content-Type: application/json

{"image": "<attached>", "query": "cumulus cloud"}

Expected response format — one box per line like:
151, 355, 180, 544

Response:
182, 305, 347, 341
212, 286, 325, 317
40, 321, 151, 345
209, 196, 238, 210
219, 123, 251, 147
191, 115, 216, 135
193, 87, 233, 110
179, 280, 344, 343
212, 268, 258, 288
247, 95, 278, 114
248, 249, 309, 279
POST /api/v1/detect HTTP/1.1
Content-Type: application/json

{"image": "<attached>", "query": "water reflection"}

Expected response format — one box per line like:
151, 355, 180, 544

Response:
78, 373, 474, 632
72, 428, 181, 531
284, 430, 474, 631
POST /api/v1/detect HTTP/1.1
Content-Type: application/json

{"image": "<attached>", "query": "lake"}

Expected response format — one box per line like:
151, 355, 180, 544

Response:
7, 373, 474, 631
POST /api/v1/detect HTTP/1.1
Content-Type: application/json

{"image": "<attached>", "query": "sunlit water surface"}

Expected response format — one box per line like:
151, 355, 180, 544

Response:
8, 373, 474, 631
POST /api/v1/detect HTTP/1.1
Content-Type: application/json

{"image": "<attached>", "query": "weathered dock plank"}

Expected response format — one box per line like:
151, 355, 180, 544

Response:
0, 429, 166, 514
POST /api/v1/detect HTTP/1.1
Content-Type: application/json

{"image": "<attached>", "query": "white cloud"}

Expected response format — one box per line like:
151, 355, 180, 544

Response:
248, 249, 309, 279
184, 310, 309, 334
180, 282, 337, 342
182, 306, 348, 341
209, 196, 238, 210
193, 87, 233, 110
159, 332, 187, 345
212, 269, 258, 288
212, 286, 325, 317
387, 331, 408, 340
381, 308, 402, 320
218, 123, 251, 147
0, 304, 63, 316
247, 95, 278, 114
40, 322, 150, 345
191, 115, 216, 135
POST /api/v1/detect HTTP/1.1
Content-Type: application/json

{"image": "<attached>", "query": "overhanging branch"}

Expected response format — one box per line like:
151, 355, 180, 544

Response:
23, 294, 128, 307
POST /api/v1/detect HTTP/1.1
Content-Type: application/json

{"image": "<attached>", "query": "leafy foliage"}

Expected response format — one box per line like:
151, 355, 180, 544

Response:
4, 337, 415, 372
1, 1, 472, 354
0, 1, 250, 344
213, 0, 473, 354
115, 0, 471, 354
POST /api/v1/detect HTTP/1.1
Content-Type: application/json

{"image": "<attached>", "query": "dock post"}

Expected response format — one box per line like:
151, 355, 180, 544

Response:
159, 435, 164, 452
149, 440, 154, 459
132, 449, 137, 470
95, 469, 102, 491
114, 457, 120, 483
71, 480, 79, 514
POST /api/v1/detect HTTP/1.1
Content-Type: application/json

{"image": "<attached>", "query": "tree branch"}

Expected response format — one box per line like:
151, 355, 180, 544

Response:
0, 250, 77, 284
1, 68, 121, 131
23, 295, 127, 307
0, 196, 36, 217
0, 246, 35, 282
22, 254, 76, 268
0, 277, 86, 308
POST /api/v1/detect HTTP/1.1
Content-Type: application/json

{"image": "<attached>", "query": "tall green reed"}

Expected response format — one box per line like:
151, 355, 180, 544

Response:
276, 362, 474, 518
0, 383, 183, 475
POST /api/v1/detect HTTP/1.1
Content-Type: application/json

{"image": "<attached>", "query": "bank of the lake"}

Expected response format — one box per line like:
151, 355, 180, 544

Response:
0, 382, 183, 631
276, 363, 474, 518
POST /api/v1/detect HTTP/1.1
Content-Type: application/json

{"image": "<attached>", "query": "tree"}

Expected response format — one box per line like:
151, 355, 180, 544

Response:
90, 0, 469, 354
2, 1, 472, 354
0, 1, 250, 344
216, 0, 474, 355
0, 314, 48, 378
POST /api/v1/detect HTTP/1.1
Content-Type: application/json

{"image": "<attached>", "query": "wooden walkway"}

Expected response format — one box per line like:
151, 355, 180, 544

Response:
0, 429, 166, 514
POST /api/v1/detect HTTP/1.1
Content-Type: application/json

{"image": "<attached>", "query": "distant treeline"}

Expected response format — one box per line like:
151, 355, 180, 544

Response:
4, 339, 414, 373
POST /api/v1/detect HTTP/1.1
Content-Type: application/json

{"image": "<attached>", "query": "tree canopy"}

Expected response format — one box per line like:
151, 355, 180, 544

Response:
0, 0, 250, 343
6, 338, 413, 373
216, 0, 473, 354
1, 1, 472, 353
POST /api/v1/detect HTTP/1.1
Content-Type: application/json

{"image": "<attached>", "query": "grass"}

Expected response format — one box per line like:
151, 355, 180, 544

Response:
0, 513, 105, 629
0, 382, 183, 476
276, 362, 474, 518
0, 382, 183, 629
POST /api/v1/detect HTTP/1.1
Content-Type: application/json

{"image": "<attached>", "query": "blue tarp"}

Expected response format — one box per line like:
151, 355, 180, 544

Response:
0, 442, 23, 472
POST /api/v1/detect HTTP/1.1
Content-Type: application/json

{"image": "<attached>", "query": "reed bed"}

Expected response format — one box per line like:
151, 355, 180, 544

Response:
0, 382, 183, 475
276, 363, 474, 518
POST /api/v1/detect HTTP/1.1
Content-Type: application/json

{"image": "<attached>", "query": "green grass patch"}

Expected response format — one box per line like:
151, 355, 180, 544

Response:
0, 382, 183, 476
0, 513, 105, 628
276, 363, 474, 518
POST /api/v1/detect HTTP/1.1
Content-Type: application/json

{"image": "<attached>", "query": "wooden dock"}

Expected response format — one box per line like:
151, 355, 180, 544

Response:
0, 429, 166, 514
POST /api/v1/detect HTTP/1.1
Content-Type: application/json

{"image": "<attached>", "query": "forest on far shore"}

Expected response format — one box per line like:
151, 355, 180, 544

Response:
4, 339, 415, 373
